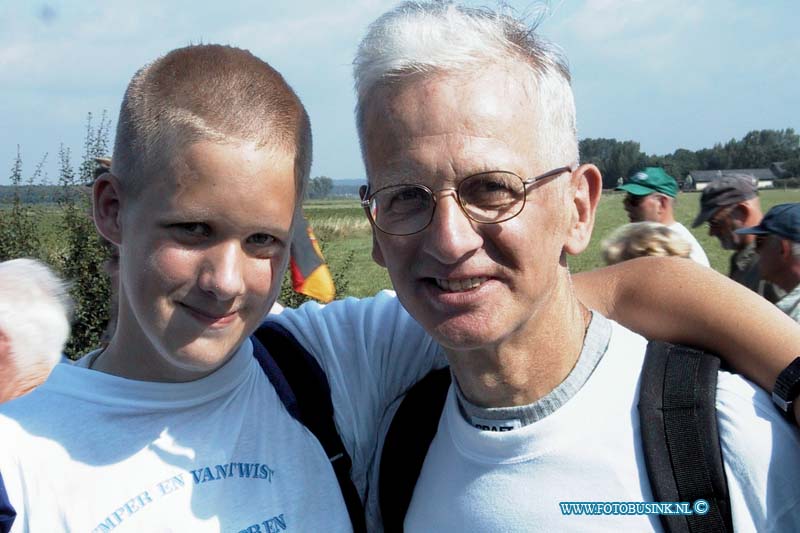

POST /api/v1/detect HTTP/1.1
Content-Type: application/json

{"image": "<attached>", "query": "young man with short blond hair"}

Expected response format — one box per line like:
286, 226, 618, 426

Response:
0, 44, 443, 532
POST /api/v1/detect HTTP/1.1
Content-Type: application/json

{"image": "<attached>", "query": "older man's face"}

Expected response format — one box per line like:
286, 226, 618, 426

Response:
362, 64, 584, 351
706, 206, 742, 250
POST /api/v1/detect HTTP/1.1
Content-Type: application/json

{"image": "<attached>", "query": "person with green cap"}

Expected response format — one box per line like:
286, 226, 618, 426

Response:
616, 167, 710, 266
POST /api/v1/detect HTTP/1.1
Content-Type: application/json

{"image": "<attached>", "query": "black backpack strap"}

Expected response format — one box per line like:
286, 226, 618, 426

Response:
251, 321, 366, 533
638, 341, 732, 533
0, 471, 15, 533
379, 367, 451, 533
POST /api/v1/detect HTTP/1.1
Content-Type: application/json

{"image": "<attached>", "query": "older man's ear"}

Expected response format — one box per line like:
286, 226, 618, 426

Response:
563, 164, 602, 256
371, 231, 387, 268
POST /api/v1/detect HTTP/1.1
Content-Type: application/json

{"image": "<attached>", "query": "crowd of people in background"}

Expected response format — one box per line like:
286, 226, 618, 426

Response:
0, 2, 799, 532
605, 165, 799, 324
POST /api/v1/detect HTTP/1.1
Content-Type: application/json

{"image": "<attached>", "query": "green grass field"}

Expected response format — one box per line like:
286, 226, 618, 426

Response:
306, 188, 800, 298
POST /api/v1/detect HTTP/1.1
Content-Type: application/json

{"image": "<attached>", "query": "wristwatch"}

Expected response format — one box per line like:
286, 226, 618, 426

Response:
772, 357, 800, 423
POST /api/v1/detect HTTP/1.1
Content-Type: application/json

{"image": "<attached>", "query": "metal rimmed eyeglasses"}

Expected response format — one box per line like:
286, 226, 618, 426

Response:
360, 166, 574, 236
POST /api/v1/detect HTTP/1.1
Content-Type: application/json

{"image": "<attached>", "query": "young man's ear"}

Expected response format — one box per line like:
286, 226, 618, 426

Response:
93, 173, 124, 245
564, 164, 602, 255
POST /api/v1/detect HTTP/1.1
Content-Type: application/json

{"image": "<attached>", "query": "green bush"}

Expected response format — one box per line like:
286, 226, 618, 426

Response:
0, 149, 44, 260
56, 116, 113, 358
1, 113, 113, 359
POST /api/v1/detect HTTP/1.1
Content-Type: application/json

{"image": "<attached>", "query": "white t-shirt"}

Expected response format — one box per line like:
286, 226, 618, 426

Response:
0, 291, 443, 533
396, 316, 800, 532
669, 222, 710, 267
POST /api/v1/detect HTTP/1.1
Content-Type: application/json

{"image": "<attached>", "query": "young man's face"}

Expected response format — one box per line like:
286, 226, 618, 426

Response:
363, 65, 588, 351
114, 140, 296, 380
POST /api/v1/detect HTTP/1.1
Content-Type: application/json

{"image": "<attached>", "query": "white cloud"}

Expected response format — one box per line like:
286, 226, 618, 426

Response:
0, 0, 797, 182
555, 0, 707, 73
217, 1, 394, 50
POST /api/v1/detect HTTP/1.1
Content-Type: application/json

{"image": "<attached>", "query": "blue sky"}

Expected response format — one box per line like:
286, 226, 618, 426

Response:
1, 0, 798, 184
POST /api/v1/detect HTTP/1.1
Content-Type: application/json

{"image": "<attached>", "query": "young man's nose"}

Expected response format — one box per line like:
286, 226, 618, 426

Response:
198, 242, 246, 300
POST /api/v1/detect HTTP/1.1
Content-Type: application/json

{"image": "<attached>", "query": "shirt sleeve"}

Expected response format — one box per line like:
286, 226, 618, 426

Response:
715, 371, 800, 531
267, 290, 446, 495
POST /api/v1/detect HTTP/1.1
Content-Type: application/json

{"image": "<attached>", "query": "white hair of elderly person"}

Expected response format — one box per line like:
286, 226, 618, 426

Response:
0, 258, 72, 403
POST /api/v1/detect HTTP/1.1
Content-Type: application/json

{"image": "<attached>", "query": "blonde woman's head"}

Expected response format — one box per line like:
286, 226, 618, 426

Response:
602, 222, 692, 265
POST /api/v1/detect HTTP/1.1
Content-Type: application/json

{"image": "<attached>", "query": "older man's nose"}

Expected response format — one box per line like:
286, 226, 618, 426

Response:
422, 192, 483, 264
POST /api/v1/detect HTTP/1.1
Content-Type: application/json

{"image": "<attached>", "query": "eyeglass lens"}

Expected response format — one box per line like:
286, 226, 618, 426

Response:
368, 172, 527, 235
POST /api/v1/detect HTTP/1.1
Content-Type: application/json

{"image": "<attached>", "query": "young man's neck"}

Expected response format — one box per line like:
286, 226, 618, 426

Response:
91, 305, 225, 383
91, 337, 211, 383
445, 279, 590, 408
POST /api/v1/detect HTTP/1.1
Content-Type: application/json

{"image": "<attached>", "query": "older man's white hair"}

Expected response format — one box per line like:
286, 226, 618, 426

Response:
0, 258, 72, 402
353, 0, 578, 168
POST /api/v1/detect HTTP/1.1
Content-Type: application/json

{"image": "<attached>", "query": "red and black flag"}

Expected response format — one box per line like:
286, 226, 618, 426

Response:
290, 216, 335, 303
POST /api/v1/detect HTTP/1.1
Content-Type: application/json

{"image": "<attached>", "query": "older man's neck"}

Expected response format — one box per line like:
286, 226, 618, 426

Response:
446, 293, 590, 408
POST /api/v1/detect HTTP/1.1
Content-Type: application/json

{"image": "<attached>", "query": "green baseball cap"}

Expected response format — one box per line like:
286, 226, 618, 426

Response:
616, 167, 678, 198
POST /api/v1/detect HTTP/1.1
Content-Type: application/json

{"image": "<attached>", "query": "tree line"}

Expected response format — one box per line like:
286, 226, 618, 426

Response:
9, 128, 798, 204
580, 128, 800, 190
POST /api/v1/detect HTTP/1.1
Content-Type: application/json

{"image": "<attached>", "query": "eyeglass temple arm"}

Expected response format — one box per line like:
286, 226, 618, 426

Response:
359, 184, 370, 207
522, 165, 575, 186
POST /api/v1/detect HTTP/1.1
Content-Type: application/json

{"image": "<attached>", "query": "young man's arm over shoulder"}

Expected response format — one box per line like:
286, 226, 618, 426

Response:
575, 257, 800, 425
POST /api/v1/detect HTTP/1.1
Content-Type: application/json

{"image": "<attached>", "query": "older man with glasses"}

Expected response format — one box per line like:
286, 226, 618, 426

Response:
692, 172, 783, 302
353, 2, 800, 531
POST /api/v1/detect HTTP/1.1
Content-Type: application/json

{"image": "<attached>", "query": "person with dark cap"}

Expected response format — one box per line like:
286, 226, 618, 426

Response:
617, 167, 709, 266
735, 203, 800, 322
692, 172, 783, 302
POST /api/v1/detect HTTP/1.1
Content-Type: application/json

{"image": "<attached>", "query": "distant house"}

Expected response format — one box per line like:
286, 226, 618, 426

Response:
686, 163, 788, 190
770, 162, 793, 179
